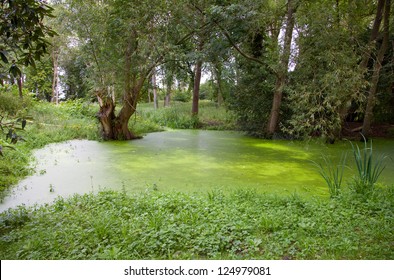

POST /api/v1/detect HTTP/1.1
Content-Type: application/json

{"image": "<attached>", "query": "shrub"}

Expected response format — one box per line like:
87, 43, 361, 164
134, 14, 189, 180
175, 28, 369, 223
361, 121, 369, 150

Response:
0, 85, 32, 116
172, 89, 191, 102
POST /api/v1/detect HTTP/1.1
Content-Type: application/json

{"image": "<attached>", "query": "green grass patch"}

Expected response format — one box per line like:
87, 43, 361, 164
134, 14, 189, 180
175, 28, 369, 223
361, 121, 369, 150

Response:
1, 188, 393, 260
135, 101, 236, 131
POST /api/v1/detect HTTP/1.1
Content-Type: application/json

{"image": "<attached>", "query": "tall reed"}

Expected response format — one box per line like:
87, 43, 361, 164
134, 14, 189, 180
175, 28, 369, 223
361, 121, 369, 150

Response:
349, 137, 387, 195
312, 153, 347, 198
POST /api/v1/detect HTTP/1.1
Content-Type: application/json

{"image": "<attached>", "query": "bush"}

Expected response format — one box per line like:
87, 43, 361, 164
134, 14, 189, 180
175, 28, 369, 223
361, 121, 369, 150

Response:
59, 99, 98, 118
172, 89, 191, 102
0, 85, 32, 116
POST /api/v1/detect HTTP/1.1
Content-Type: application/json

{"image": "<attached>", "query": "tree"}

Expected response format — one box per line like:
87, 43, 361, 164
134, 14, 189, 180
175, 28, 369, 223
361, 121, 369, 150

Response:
266, 0, 297, 135
207, 0, 288, 136
24, 54, 53, 100
285, 0, 366, 140
152, 69, 159, 110
0, 0, 56, 98
64, 0, 200, 140
362, 0, 391, 137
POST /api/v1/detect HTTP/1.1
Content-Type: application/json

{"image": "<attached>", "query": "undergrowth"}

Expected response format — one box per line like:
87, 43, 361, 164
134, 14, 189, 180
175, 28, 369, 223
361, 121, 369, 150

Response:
135, 101, 236, 131
1, 188, 393, 260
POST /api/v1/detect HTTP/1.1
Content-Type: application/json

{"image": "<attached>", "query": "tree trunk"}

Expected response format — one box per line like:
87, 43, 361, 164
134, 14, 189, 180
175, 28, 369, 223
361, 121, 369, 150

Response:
96, 85, 142, 140
267, 0, 297, 136
16, 76, 23, 100
96, 87, 116, 140
192, 40, 204, 115
214, 62, 224, 106
96, 34, 144, 141
192, 59, 202, 115
341, 0, 385, 123
362, 0, 390, 137
51, 49, 59, 104
164, 77, 172, 107
152, 70, 159, 109
360, 0, 385, 71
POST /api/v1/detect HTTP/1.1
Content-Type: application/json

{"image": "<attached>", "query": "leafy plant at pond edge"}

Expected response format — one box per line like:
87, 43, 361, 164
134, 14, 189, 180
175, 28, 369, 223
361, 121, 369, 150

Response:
0, 115, 27, 156
1, 189, 393, 259
312, 153, 347, 198
349, 137, 388, 196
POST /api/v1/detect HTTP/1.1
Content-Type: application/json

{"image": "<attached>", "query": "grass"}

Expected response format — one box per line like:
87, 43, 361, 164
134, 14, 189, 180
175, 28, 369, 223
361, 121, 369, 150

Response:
0, 188, 393, 259
134, 101, 236, 131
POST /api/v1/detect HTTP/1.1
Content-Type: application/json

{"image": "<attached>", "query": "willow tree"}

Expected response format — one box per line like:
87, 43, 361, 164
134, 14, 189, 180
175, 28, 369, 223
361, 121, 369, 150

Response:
64, 0, 189, 140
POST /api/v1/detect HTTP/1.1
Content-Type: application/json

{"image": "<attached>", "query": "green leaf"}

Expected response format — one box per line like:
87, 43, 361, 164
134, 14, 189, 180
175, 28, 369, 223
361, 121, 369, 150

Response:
9, 64, 22, 77
0, 51, 9, 63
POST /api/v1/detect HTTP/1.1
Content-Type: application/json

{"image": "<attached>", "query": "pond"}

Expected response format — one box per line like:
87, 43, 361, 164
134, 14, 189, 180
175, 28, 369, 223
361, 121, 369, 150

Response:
1, 130, 393, 211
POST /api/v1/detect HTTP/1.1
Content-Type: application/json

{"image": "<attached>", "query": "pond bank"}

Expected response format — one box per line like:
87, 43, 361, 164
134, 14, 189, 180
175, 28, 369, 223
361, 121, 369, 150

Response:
1, 130, 394, 212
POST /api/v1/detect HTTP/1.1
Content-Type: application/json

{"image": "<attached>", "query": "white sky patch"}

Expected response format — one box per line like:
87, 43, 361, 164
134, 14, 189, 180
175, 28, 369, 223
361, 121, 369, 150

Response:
278, 25, 299, 72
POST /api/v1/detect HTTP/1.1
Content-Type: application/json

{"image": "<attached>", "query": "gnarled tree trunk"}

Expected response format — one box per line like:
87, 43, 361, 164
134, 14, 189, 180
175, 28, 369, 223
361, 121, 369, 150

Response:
96, 87, 116, 140
96, 86, 141, 141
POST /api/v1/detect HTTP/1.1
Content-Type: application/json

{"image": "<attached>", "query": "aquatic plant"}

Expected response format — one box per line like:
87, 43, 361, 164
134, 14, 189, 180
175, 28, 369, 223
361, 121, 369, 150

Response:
349, 137, 387, 196
312, 153, 347, 198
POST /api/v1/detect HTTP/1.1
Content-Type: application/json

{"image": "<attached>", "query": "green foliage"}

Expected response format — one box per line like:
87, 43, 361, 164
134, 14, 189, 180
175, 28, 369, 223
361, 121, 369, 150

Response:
0, 85, 32, 116
26, 101, 99, 148
199, 82, 214, 100
1, 188, 393, 259
60, 50, 90, 100
137, 101, 236, 131
59, 99, 97, 119
24, 56, 53, 101
312, 154, 347, 198
229, 63, 274, 137
349, 138, 388, 196
172, 89, 191, 103
0, 100, 99, 192
0, 0, 56, 80
313, 138, 389, 198
284, 6, 366, 140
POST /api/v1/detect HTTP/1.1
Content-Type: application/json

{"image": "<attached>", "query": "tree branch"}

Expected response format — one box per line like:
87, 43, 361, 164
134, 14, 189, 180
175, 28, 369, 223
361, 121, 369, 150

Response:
189, 3, 276, 75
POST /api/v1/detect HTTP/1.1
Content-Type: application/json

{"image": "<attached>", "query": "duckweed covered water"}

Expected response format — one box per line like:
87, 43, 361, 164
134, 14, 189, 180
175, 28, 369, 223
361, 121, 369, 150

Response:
1, 130, 393, 211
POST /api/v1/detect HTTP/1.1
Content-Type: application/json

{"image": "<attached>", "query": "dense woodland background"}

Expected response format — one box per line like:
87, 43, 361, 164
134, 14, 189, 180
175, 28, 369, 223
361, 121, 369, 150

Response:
1, 0, 394, 141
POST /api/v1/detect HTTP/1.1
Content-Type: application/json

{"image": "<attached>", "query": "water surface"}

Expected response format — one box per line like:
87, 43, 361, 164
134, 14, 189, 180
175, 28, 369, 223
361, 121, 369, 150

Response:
1, 130, 393, 211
